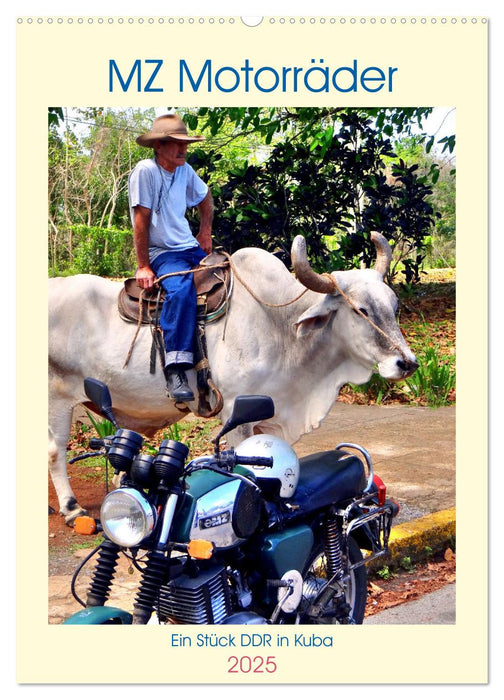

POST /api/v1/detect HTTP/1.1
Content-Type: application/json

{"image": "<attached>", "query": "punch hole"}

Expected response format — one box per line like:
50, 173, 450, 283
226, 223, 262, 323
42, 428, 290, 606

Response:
241, 16, 263, 27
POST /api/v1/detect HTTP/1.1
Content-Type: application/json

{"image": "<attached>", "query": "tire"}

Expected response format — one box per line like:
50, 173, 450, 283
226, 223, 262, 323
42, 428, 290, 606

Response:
300, 535, 367, 624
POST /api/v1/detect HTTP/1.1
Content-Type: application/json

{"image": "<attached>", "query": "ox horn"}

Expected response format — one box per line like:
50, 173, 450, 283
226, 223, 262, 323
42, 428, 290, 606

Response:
291, 235, 337, 294
371, 231, 392, 278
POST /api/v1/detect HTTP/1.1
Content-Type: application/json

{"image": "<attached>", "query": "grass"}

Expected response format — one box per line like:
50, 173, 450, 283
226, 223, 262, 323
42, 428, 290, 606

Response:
145, 418, 222, 458
402, 346, 456, 407
344, 341, 455, 408
69, 536, 104, 553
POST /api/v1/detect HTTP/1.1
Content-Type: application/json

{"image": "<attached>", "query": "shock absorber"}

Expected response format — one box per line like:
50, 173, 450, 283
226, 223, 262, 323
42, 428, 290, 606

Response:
132, 549, 168, 625
86, 539, 121, 607
324, 515, 344, 580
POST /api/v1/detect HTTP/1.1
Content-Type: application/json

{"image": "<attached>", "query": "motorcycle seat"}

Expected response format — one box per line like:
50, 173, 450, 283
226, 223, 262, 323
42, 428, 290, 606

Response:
287, 450, 366, 514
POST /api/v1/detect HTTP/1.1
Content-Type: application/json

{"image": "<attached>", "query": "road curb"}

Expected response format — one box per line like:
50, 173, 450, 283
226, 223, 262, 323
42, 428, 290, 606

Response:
368, 507, 456, 573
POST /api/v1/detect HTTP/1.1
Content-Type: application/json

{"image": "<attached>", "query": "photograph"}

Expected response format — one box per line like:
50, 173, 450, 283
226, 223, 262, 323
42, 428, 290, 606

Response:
47, 106, 457, 629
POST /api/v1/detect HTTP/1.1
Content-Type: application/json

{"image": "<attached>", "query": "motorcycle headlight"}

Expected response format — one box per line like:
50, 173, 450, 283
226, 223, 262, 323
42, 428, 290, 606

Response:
100, 488, 156, 547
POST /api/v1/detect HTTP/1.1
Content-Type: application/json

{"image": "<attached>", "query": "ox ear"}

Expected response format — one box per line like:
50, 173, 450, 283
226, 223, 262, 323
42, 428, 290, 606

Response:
295, 295, 340, 337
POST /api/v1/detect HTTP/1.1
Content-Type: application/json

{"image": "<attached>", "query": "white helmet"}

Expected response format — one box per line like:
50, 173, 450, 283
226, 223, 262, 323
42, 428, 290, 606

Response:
236, 434, 300, 498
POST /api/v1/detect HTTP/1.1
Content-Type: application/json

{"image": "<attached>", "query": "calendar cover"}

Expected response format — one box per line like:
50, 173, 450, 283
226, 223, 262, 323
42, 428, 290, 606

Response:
16, 6, 487, 687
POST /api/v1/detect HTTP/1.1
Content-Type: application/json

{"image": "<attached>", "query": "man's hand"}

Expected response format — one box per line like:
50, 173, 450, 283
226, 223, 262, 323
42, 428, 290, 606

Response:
136, 265, 156, 290
196, 230, 213, 254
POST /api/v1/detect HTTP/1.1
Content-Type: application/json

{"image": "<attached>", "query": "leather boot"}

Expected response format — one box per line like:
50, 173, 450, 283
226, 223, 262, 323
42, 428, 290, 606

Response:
165, 365, 195, 402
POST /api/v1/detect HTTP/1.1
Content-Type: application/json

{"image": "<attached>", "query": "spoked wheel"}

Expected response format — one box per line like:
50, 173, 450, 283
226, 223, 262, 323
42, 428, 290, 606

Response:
300, 535, 367, 624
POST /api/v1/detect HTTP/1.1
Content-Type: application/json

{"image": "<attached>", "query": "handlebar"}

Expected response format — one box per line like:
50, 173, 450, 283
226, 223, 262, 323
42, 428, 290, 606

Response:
234, 454, 274, 468
89, 437, 106, 450
69, 436, 114, 464
69, 451, 105, 464
185, 451, 274, 476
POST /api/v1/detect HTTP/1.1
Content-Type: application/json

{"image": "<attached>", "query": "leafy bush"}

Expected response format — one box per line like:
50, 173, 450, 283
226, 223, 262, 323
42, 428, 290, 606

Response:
189, 110, 442, 279
70, 225, 135, 277
402, 345, 456, 407
85, 411, 115, 438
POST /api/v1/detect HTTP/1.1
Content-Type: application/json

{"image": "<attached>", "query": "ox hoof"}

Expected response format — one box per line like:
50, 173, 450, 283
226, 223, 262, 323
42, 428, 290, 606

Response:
63, 506, 88, 527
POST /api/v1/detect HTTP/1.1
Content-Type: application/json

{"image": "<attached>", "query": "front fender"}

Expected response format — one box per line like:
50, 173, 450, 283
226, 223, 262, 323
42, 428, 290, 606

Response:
63, 606, 133, 625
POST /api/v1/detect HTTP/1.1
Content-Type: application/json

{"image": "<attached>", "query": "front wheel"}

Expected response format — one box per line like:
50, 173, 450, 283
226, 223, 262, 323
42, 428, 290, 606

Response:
300, 536, 367, 624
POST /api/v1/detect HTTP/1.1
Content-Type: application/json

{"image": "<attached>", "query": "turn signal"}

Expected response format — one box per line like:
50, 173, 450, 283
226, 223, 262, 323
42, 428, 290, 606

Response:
74, 516, 97, 535
187, 539, 214, 560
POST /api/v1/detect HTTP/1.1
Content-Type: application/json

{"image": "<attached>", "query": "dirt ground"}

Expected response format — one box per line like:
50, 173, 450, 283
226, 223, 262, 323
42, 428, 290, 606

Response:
49, 469, 109, 574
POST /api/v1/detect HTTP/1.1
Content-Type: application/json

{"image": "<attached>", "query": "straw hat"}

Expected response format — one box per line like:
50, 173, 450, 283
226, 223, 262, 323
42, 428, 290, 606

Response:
136, 114, 205, 147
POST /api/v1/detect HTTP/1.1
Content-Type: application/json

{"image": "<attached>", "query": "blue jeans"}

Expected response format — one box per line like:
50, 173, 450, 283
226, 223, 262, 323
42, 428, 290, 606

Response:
150, 246, 207, 367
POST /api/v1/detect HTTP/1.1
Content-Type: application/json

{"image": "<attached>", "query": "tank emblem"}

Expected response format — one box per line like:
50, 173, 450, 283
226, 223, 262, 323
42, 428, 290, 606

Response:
199, 510, 231, 529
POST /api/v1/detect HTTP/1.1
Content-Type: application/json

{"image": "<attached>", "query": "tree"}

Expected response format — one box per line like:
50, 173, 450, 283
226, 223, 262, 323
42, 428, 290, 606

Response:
48, 108, 155, 273
187, 107, 449, 281
391, 135, 456, 269
48, 106, 455, 280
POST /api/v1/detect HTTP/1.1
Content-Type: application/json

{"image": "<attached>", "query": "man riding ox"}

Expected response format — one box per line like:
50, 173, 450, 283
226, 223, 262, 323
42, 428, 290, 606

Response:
129, 113, 214, 403
48, 233, 418, 524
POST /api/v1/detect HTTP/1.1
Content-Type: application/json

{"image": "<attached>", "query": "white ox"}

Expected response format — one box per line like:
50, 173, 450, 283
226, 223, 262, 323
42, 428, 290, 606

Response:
49, 234, 418, 523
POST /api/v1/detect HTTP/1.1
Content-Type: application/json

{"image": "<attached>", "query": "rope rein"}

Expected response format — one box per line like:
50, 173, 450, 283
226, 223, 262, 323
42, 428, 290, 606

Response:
321, 272, 409, 361
154, 253, 309, 308
123, 252, 408, 367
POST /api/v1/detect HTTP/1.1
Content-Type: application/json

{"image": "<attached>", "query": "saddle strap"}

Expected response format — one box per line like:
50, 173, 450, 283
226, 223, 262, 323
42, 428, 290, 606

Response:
150, 287, 165, 374
194, 303, 223, 418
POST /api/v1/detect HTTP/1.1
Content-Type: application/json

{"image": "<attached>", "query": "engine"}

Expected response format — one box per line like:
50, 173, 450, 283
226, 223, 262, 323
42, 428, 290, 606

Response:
157, 565, 233, 624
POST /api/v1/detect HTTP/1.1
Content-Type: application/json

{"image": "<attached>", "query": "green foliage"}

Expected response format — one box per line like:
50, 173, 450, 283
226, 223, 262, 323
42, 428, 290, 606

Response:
142, 419, 221, 460
347, 374, 393, 405
386, 135, 456, 270
48, 107, 155, 274
188, 108, 450, 278
85, 411, 115, 439
376, 566, 394, 581
70, 536, 104, 552
48, 107, 64, 127
62, 225, 135, 277
48, 107, 455, 280
347, 342, 455, 408
403, 345, 456, 407
400, 556, 415, 572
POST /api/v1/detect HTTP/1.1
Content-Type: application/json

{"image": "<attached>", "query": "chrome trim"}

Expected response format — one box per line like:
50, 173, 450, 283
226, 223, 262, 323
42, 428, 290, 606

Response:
340, 499, 396, 569
336, 442, 374, 492
186, 455, 215, 470
158, 493, 179, 547
190, 479, 243, 548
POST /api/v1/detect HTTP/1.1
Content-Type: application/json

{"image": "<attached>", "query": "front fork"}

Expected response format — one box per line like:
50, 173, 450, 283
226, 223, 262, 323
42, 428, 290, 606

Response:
86, 539, 121, 608
132, 492, 180, 624
83, 492, 180, 624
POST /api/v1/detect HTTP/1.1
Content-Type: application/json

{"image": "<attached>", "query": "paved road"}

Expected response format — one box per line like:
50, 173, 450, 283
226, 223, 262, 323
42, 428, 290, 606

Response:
294, 403, 456, 523
296, 403, 457, 626
366, 583, 456, 624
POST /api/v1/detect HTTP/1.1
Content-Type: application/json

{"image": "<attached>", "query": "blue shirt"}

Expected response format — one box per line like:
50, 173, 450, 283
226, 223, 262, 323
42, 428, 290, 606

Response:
128, 158, 208, 262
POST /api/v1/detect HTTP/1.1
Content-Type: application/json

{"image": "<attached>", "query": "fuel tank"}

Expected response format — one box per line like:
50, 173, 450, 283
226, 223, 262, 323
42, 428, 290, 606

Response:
171, 469, 262, 549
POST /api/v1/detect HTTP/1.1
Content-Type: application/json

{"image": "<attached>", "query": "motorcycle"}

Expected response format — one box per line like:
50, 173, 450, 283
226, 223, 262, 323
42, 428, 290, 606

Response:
63, 377, 399, 626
